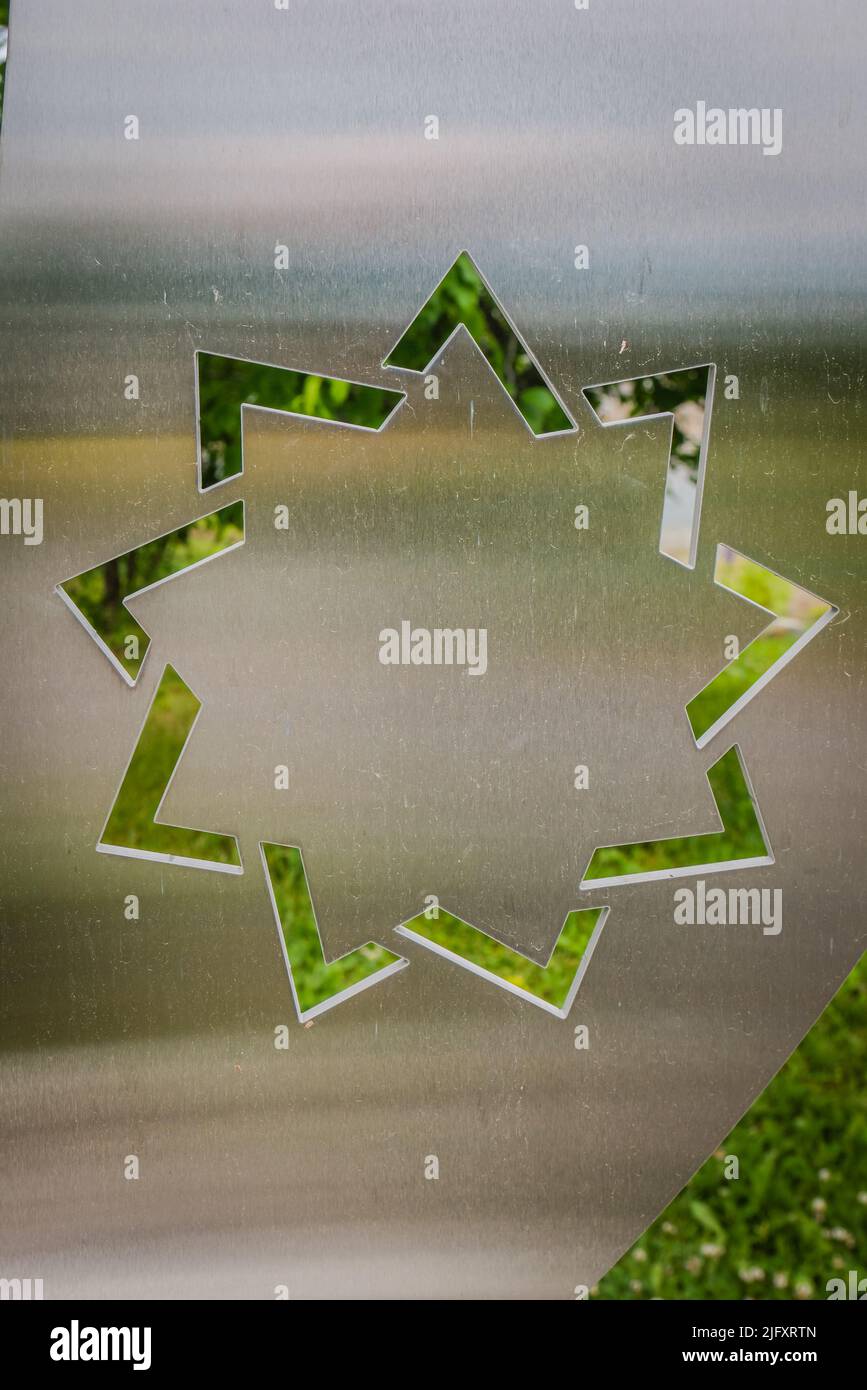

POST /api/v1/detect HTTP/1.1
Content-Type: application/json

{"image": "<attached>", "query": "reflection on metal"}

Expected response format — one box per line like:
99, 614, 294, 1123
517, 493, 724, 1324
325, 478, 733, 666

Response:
687, 546, 837, 748
99, 664, 241, 872
2, 0, 862, 1303
383, 250, 575, 436
261, 842, 407, 1021
61, 278, 817, 999
583, 366, 715, 567
196, 352, 404, 490
581, 745, 772, 889
396, 905, 608, 1019
57, 502, 244, 683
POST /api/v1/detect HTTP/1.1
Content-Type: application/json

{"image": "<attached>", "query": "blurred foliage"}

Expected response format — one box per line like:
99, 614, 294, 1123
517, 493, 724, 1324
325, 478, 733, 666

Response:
385, 251, 573, 435
584, 366, 709, 484
596, 952, 867, 1300
62, 503, 242, 680
717, 546, 800, 614
198, 353, 401, 487
102, 664, 240, 867
401, 907, 602, 1009
584, 745, 766, 882
689, 632, 793, 740
198, 251, 578, 488
263, 843, 400, 1014
688, 548, 831, 741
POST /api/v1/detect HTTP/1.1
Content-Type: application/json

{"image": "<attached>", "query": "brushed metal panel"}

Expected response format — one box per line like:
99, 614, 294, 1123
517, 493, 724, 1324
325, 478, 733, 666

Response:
0, 0, 864, 1298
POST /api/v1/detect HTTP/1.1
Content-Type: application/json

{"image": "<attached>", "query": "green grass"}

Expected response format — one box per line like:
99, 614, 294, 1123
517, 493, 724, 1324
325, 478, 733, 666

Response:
263, 843, 401, 1014
400, 907, 604, 1009
687, 549, 832, 743
101, 664, 240, 866
584, 744, 767, 882
594, 953, 867, 1299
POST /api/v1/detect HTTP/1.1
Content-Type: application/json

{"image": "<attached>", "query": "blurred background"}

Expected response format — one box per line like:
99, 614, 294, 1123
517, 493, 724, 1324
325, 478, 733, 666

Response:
0, 2, 861, 1301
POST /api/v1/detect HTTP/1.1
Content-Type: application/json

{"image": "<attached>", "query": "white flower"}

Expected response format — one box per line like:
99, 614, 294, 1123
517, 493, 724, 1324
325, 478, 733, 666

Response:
673, 399, 706, 446
829, 1227, 855, 1247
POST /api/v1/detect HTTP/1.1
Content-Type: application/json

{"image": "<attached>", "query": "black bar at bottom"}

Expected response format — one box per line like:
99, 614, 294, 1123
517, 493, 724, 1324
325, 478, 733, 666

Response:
1, 1297, 861, 1375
